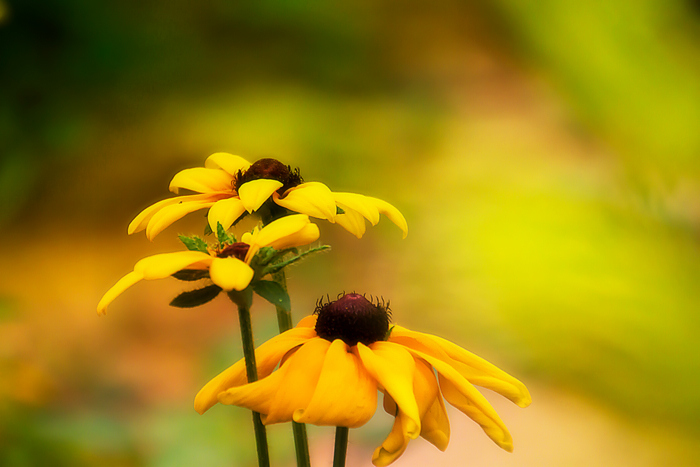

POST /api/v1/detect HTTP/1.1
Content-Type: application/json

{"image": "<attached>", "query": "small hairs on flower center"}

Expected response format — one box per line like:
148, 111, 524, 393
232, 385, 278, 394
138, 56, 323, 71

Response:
234, 158, 303, 194
217, 242, 250, 261
314, 293, 391, 346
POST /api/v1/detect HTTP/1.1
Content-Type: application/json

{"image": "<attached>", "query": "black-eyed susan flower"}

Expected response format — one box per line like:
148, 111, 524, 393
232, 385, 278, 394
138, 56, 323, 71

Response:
195, 293, 531, 466
97, 215, 320, 315
128, 153, 408, 240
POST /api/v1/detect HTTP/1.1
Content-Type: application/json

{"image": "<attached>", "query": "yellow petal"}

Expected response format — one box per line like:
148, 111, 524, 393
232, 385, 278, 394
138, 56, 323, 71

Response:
207, 197, 247, 232
420, 394, 450, 451
128, 193, 215, 235
238, 179, 283, 213
355, 342, 420, 439
430, 332, 531, 408
366, 196, 408, 239
243, 214, 317, 262
334, 209, 366, 239
144, 197, 223, 240
274, 182, 337, 221
372, 358, 442, 466
397, 340, 514, 451
134, 251, 213, 280
296, 314, 318, 328
439, 374, 513, 451
97, 271, 143, 315
169, 167, 234, 194
217, 365, 284, 416
209, 257, 254, 291
334, 192, 380, 225
204, 152, 251, 176
294, 339, 377, 428
392, 327, 531, 408
372, 411, 411, 467
264, 337, 330, 424
195, 326, 316, 414
264, 223, 319, 253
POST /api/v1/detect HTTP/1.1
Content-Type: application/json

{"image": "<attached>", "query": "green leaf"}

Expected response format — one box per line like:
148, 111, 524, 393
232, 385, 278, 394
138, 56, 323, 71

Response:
171, 269, 210, 281
203, 223, 213, 236
253, 280, 291, 312
385, 325, 396, 340
336, 206, 345, 215
178, 235, 209, 253
170, 285, 221, 308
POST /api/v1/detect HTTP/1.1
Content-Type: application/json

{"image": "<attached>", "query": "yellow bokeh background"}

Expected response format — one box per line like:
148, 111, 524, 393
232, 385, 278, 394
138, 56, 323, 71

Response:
1, 1, 699, 465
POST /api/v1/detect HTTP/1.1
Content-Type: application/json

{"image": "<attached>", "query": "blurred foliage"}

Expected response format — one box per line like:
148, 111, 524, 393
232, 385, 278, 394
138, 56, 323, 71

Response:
1, 0, 700, 465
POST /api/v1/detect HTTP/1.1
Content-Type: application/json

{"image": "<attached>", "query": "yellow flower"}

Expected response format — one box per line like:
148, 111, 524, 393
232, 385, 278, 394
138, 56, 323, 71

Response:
195, 294, 531, 466
128, 153, 408, 240
97, 215, 319, 315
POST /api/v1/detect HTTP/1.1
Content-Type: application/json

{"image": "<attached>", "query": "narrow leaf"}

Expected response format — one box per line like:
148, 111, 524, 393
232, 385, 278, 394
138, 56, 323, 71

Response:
253, 280, 291, 312
263, 245, 330, 276
172, 269, 210, 281
170, 284, 222, 308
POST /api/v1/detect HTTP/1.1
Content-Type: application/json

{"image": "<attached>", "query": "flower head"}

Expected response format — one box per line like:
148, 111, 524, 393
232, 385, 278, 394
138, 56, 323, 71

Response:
195, 293, 531, 466
97, 215, 320, 315
128, 153, 408, 240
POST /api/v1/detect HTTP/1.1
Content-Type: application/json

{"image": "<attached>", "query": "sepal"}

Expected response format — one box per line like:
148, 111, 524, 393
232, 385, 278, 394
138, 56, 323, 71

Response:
170, 284, 222, 308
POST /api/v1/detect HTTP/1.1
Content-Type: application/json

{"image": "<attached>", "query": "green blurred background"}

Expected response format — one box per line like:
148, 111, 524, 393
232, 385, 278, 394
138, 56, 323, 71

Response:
2, 0, 700, 465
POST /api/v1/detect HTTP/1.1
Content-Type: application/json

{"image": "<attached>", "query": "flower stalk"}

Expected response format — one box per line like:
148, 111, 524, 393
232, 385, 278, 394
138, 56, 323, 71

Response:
229, 289, 270, 467
333, 426, 349, 467
272, 268, 311, 467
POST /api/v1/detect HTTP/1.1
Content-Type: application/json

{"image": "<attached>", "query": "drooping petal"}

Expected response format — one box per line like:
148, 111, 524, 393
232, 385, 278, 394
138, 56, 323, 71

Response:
429, 333, 531, 407
264, 337, 330, 425
334, 209, 366, 239
133, 251, 213, 280
355, 342, 420, 439
439, 374, 513, 451
334, 192, 380, 225
209, 257, 254, 291
194, 326, 316, 414
217, 365, 285, 416
273, 182, 337, 222
97, 271, 143, 315
128, 193, 217, 235
412, 359, 449, 450
204, 152, 251, 176
372, 411, 411, 467
373, 358, 443, 466
391, 327, 531, 408
144, 197, 224, 240
420, 393, 450, 451
238, 179, 283, 213
366, 196, 408, 239
397, 341, 514, 451
294, 339, 377, 428
169, 167, 234, 194
207, 197, 247, 232
264, 223, 319, 254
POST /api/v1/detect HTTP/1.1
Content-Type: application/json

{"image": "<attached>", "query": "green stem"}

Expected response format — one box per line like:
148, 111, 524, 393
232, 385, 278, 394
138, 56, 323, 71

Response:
332, 427, 349, 467
236, 298, 270, 467
273, 269, 311, 467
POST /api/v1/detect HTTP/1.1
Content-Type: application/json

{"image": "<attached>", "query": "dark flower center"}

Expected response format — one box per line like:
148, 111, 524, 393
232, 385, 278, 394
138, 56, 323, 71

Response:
314, 293, 391, 346
217, 242, 250, 261
234, 158, 303, 194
